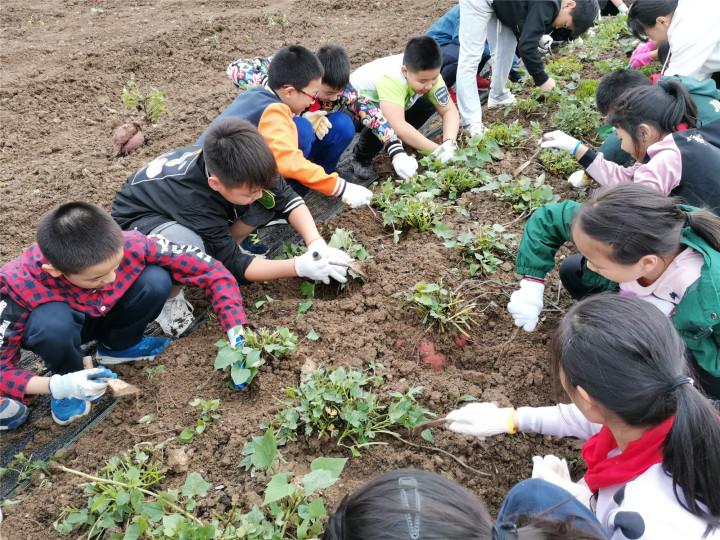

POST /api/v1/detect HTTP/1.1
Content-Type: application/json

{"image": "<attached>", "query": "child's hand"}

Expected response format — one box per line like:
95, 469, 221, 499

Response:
227, 325, 245, 349
538, 34, 553, 55
431, 140, 458, 164
539, 130, 580, 154
49, 368, 112, 401
294, 250, 347, 285
630, 40, 657, 69
307, 238, 353, 269
446, 402, 516, 439
341, 182, 373, 208
303, 111, 332, 140
391, 152, 418, 180
539, 77, 556, 92
507, 278, 545, 332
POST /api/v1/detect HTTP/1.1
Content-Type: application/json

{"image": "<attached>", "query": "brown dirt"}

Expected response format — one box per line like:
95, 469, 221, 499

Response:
0, 1, 601, 538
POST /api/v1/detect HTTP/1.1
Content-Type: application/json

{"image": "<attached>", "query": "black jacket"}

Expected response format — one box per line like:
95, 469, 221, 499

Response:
493, 0, 560, 86
111, 145, 304, 282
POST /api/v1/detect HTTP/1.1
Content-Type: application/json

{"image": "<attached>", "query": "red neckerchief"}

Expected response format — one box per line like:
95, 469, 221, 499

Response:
582, 416, 674, 492
307, 99, 321, 112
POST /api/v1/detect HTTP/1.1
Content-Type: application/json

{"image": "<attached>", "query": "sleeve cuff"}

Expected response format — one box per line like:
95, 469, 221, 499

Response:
385, 140, 405, 158
578, 149, 598, 169
532, 72, 550, 87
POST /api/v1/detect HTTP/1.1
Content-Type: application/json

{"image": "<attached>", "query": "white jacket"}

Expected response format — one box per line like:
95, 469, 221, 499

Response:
665, 0, 720, 81
517, 404, 718, 540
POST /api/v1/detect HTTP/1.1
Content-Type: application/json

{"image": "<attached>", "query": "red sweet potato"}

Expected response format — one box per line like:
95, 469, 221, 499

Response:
112, 122, 144, 156
418, 337, 447, 371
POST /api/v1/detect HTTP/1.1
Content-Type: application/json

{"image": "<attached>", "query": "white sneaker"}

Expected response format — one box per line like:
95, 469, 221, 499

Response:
487, 93, 516, 109
155, 291, 194, 337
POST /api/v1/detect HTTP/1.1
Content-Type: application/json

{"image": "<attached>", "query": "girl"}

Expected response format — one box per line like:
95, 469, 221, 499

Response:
627, 0, 720, 83
452, 295, 720, 539
507, 184, 720, 398
323, 468, 606, 540
541, 80, 720, 213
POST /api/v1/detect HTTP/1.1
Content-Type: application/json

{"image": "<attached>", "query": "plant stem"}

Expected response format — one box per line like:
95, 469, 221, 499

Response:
388, 434, 491, 477
48, 462, 203, 525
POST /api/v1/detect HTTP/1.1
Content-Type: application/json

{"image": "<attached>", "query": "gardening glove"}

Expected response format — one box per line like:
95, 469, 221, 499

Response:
538, 34, 554, 55
446, 402, 516, 439
227, 325, 245, 349
391, 152, 419, 180
307, 238, 351, 283
568, 169, 592, 188
467, 122, 485, 139
531, 455, 593, 508
630, 40, 656, 69
540, 130, 580, 154
303, 110, 332, 140
341, 182, 373, 208
507, 278, 545, 332
294, 250, 345, 285
431, 139, 458, 164
617, 2, 629, 14
49, 367, 114, 401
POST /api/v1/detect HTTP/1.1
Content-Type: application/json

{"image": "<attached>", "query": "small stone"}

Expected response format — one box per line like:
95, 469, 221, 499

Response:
301, 358, 317, 375
168, 448, 189, 473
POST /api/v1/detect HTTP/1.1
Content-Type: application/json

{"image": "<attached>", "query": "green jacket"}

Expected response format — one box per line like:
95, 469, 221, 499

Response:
516, 201, 720, 376
598, 75, 720, 166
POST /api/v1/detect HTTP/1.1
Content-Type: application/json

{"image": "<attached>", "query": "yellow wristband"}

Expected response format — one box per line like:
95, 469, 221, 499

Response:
507, 408, 517, 434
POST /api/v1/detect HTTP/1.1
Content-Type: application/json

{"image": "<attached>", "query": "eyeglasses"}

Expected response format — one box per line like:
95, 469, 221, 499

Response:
284, 85, 318, 100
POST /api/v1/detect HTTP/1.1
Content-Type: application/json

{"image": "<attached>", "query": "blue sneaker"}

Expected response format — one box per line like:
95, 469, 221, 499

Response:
96, 335, 173, 365
0, 398, 30, 430
239, 236, 269, 257
51, 397, 91, 426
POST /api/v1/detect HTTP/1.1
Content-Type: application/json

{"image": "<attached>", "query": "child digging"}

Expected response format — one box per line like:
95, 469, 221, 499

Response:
349, 36, 461, 169
0, 202, 249, 427
199, 45, 372, 207
226, 44, 420, 181
507, 184, 720, 399
113, 118, 352, 336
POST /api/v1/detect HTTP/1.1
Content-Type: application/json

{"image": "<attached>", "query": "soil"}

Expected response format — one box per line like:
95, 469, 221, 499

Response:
0, 1, 614, 537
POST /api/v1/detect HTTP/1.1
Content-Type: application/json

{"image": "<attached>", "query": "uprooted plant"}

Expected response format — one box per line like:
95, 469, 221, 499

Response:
121, 75, 169, 124
394, 280, 477, 335
441, 224, 516, 276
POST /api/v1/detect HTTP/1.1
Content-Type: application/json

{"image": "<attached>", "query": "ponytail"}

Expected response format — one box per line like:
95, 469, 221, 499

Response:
628, 0, 679, 41
685, 209, 720, 252
553, 295, 720, 533
608, 81, 698, 154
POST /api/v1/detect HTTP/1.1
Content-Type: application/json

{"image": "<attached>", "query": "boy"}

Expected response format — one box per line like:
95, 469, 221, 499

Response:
199, 45, 372, 206
113, 118, 352, 336
457, 0, 599, 137
0, 202, 249, 427
349, 36, 461, 170
226, 45, 419, 181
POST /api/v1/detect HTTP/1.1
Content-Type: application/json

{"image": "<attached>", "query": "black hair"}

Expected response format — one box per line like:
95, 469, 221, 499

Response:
37, 202, 124, 275
595, 69, 652, 115
317, 44, 350, 89
657, 40, 671, 64
323, 469, 605, 540
569, 0, 600, 38
552, 294, 720, 534
267, 45, 323, 91
572, 184, 720, 265
607, 80, 698, 153
628, 0, 679, 41
202, 118, 277, 189
402, 36, 442, 72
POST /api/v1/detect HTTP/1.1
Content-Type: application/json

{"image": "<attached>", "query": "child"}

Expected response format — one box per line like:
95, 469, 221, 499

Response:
541, 80, 720, 212
113, 118, 352, 336
628, 0, 720, 84
450, 294, 720, 539
456, 0, 598, 137
0, 202, 249, 427
507, 184, 720, 398
349, 36, 461, 170
199, 45, 372, 206
324, 468, 606, 539
226, 45, 419, 181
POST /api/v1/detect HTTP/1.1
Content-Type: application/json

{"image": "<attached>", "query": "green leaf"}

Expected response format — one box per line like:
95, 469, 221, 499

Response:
458, 394, 478, 403
244, 348, 263, 368
214, 346, 240, 370
306, 497, 327, 519
310, 456, 347, 478
231, 365, 252, 385
142, 501, 165, 522
264, 472, 295, 505
137, 413, 156, 424
251, 429, 279, 470
420, 429, 434, 443
302, 469, 337, 496
179, 427, 194, 444
300, 281, 316, 298
298, 299, 313, 315
116, 488, 131, 506
181, 472, 211, 498
123, 523, 141, 540
162, 514, 183, 536
305, 329, 320, 341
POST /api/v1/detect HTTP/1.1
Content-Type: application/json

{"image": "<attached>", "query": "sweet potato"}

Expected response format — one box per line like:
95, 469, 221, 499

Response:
112, 122, 144, 156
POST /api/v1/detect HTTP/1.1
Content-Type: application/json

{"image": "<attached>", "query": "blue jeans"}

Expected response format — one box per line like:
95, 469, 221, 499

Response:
294, 110, 355, 175
22, 266, 172, 375
495, 479, 607, 539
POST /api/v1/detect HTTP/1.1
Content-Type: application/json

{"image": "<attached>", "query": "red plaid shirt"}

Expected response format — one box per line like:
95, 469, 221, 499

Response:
0, 231, 248, 400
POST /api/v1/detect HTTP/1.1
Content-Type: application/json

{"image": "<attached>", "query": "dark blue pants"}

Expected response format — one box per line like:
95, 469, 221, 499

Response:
22, 266, 171, 375
441, 42, 522, 89
294, 110, 355, 174
495, 479, 606, 538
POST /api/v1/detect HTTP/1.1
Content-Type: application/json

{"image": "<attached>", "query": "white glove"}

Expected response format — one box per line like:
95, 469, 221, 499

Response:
294, 250, 347, 285
617, 3, 629, 14
227, 325, 245, 349
446, 402, 516, 439
307, 238, 350, 283
467, 122, 484, 139
341, 182, 373, 208
568, 169, 591, 188
507, 278, 545, 332
303, 110, 332, 140
531, 455, 593, 508
538, 34, 554, 54
49, 368, 112, 401
391, 152, 418, 180
539, 130, 581, 154
431, 140, 458, 164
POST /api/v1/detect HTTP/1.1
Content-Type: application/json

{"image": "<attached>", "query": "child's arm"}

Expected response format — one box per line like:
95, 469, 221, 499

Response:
0, 297, 34, 400
380, 100, 439, 152
342, 85, 404, 152
518, 2, 559, 88
435, 99, 460, 144
226, 56, 271, 89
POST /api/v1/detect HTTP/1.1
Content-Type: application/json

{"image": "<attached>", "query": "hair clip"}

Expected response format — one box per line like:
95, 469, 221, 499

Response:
398, 477, 421, 539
